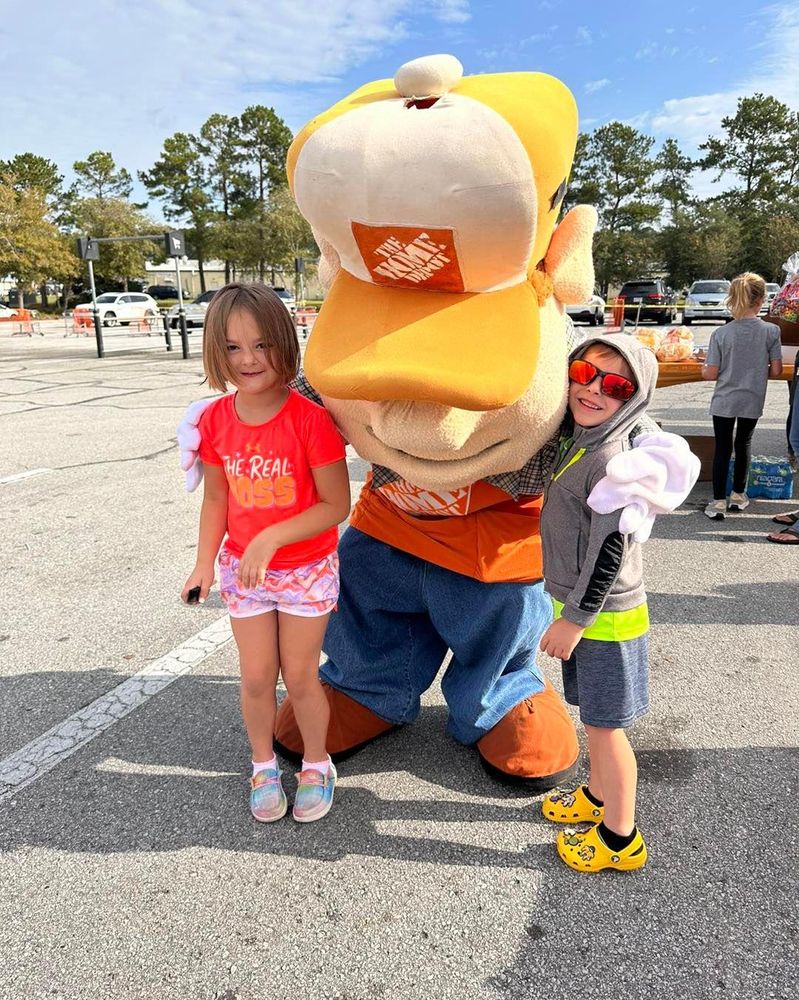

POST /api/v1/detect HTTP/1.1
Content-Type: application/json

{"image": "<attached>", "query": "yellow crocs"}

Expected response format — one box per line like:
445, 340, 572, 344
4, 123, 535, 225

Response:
556, 824, 648, 872
542, 785, 604, 824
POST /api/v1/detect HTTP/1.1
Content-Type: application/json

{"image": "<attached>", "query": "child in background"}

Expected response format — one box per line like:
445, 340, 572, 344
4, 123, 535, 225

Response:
702, 273, 782, 520
538, 334, 657, 872
182, 284, 350, 823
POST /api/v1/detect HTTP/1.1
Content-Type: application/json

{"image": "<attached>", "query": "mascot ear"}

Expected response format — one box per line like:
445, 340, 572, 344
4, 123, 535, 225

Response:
314, 230, 341, 292
544, 205, 598, 305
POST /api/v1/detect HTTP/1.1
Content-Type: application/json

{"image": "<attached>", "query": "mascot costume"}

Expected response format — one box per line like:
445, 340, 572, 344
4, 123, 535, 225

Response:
179, 55, 696, 789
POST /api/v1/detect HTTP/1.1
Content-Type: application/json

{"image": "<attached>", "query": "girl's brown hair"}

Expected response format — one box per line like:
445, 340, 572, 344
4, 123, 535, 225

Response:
727, 272, 766, 320
202, 283, 300, 393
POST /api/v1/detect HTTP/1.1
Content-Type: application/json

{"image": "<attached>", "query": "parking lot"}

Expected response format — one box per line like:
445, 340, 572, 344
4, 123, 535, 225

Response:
1, 321, 796, 1000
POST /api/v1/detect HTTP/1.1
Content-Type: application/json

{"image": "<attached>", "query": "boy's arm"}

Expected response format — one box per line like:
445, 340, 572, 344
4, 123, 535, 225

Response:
540, 508, 626, 660
236, 460, 352, 589
181, 464, 228, 603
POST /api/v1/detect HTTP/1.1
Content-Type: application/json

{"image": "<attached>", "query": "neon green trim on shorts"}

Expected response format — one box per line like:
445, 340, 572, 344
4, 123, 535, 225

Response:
551, 598, 649, 641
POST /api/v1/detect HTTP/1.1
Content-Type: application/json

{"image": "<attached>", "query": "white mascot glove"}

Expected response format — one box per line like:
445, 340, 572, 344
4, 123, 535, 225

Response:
177, 397, 216, 492
587, 432, 701, 543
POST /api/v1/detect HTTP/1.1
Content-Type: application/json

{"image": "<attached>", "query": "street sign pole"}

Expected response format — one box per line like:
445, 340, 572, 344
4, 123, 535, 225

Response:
87, 259, 104, 359
174, 256, 189, 360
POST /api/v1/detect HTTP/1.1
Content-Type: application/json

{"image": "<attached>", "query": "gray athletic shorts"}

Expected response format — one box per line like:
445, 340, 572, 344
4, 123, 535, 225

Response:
561, 634, 649, 729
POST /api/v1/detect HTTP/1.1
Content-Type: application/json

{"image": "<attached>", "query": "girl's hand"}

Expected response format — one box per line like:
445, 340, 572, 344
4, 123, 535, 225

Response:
181, 563, 215, 604
237, 532, 278, 590
539, 618, 585, 660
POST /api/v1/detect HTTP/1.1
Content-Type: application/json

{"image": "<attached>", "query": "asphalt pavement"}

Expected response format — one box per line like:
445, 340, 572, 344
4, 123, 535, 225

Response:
0, 320, 796, 1000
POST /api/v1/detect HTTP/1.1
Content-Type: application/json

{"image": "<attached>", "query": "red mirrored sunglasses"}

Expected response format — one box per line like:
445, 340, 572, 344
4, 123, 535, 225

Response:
568, 358, 636, 401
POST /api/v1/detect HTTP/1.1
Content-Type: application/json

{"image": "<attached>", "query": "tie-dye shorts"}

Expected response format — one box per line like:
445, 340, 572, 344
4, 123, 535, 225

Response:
219, 548, 339, 619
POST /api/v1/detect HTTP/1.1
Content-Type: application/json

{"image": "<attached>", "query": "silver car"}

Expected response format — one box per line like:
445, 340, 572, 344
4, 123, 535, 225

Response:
166, 289, 218, 330
682, 280, 731, 324
566, 293, 606, 326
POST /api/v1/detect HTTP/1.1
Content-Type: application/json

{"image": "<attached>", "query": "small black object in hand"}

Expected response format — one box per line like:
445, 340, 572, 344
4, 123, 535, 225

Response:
186, 586, 201, 605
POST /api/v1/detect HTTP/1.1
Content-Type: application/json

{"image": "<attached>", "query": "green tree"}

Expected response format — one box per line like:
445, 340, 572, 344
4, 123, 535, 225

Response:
72, 197, 160, 290
73, 151, 133, 200
140, 133, 214, 291
239, 105, 294, 281
570, 122, 660, 295
655, 138, 695, 219
198, 113, 248, 283
0, 177, 77, 311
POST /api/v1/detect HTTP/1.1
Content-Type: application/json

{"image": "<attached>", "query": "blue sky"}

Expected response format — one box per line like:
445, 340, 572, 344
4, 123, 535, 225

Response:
2, 0, 797, 209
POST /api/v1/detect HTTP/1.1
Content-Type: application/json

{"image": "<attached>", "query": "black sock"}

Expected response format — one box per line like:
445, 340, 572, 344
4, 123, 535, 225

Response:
597, 822, 636, 852
583, 786, 603, 807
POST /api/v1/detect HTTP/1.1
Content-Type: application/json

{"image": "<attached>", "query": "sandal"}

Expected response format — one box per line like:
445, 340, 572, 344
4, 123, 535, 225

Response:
556, 823, 648, 872
542, 785, 604, 824
766, 529, 799, 545
772, 510, 799, 525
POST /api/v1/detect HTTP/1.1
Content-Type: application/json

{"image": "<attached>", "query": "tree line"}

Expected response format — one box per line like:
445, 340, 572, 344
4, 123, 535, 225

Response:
0, 106, 315, 309
1, 92, 797, 309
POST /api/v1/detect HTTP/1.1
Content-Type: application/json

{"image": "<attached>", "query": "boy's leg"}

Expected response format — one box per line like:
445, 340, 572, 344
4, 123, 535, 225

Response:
732, 417, 758, 492
230, 612, 280, 761
277, 612, 331, 763
712, 415, 735, 500
584, 725, 637, 836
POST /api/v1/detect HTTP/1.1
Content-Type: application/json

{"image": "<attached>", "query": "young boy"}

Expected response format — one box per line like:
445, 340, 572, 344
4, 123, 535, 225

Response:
539, 333, 658, 872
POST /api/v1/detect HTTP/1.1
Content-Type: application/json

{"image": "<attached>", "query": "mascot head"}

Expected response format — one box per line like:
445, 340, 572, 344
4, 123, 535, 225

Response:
288, 55, 597, 491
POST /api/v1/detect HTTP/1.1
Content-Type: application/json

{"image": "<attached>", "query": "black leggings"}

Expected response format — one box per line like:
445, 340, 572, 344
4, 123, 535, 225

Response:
712, 416, 758, 499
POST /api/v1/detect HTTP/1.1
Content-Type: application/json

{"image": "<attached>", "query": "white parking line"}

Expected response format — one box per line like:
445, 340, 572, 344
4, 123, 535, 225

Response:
0, 616, 233, 804
0, 468, 52, 485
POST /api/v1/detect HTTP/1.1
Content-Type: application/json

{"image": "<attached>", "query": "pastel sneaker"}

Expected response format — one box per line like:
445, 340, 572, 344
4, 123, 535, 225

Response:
727, 491, 750, 512
292, 762, 337, 823
704, 500, 726, 520
250, 766, 288, 823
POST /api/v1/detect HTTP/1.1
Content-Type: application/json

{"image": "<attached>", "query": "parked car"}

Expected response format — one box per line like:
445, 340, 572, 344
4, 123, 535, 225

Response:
147, 284, 186, 301
566, 293, 606, 326
0, 302, 27, 321
762, 282, 781, 314
166, 288, 218, 330
617, 279, 677, 325
682, 280, 731, 324
72, 292, 160, 328
270, 286, 296, 314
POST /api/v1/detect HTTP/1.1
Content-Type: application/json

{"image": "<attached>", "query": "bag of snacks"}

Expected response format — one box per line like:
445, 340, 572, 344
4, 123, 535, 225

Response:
769, 252, 799, 324
656, 326, 694, 362
629, 328, 662, 354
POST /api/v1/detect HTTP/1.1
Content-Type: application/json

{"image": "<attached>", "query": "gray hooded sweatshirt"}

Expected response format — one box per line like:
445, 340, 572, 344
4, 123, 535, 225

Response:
540, 333, 658, 631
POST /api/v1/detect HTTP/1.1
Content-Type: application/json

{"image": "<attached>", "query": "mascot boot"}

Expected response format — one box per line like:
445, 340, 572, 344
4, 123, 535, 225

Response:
275, 55, 598, 787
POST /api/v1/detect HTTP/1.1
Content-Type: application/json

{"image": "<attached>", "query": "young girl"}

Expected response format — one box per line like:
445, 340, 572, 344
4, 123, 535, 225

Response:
182, 283, 351, 823
702, 273, 782, 520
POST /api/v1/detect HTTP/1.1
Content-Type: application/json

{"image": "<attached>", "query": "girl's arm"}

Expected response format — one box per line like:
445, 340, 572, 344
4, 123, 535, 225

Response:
237, 460, 351, 589
181, 463, 229, 603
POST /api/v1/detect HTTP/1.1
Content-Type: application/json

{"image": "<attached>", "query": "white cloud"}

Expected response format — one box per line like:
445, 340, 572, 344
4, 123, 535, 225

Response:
0, 0, 469, 200
584, 78, 610, 95
648, 2, 799, 150
576, 25, 592, 44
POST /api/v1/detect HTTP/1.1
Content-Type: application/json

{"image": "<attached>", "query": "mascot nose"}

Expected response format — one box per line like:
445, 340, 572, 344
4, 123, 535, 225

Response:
394, 54, 463, 99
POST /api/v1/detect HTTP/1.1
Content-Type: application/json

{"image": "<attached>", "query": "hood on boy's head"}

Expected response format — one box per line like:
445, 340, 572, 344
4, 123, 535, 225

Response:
569, 333, 658, 447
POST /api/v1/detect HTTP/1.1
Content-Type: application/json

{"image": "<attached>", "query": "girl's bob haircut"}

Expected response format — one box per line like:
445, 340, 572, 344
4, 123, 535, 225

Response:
202, 283, 300, 393
727, 272, 767, 320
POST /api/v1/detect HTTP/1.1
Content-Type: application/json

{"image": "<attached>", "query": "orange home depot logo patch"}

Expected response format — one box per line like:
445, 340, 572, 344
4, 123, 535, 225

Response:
379, 479, 472, 516
351, 222, 465, 292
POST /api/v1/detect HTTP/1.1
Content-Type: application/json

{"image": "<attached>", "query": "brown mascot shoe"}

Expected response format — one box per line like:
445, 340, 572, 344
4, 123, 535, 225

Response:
476, 680, 579, 791
274, 683, 400, 764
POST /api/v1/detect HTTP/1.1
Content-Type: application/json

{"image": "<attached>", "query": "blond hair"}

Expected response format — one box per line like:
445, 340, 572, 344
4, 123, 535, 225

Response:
202, 283, 299, 393
727, 272, 766, 320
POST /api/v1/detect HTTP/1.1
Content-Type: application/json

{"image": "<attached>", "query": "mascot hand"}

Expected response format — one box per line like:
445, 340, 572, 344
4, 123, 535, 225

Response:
177, 397, 216, 493
588, 432, 701, 543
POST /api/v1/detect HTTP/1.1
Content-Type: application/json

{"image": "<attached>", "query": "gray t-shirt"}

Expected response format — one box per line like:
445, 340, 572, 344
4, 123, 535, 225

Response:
706, 317, 781, 419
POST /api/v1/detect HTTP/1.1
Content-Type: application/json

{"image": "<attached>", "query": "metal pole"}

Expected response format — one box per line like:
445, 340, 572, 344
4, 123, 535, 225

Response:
162, 314, 173, 352
88, 259, 104, 358
175, 256, 189, 359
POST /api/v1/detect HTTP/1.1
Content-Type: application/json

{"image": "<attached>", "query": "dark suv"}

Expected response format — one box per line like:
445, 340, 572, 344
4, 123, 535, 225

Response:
617, 279, 676, 325
147, 284, 187, 301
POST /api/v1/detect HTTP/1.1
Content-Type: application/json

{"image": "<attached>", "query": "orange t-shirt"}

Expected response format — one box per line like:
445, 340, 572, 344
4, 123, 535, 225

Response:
198, 390, 346, 568
350, 474, 543, 583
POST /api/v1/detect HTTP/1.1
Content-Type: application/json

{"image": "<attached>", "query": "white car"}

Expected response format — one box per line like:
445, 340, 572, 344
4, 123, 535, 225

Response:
762, 283, 781, 315
0, 303, 24, 321
566, 294, 605, 326
270, 287, 296, 314
682, 280, 731, 324
73, 292, 160, 328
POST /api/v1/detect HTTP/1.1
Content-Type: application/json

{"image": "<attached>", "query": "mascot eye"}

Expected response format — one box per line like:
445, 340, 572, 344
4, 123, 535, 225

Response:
550, 178, 567, 211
